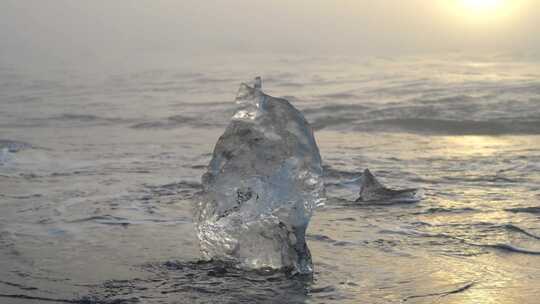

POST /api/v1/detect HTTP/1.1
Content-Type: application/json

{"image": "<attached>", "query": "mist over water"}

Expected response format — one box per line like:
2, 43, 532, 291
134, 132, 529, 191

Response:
2, 0, 540, 66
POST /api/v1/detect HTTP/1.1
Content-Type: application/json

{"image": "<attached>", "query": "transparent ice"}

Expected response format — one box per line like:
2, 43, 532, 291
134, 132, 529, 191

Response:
195, 78, 325, 274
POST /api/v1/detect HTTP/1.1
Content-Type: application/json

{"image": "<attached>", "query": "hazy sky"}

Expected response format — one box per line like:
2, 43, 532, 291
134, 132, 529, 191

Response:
1, 0, 539, 65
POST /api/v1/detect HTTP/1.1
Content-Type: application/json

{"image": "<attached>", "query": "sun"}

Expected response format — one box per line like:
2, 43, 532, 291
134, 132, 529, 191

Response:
460, 0, 506, 12
446, 0, 516, 25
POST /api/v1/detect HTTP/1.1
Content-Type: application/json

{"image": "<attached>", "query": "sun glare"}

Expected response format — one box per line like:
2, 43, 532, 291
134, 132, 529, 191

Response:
446, 0, 518, 25
461, 0, 506, 12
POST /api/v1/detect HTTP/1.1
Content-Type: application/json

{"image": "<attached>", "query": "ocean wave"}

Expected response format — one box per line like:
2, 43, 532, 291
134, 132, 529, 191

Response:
478, 243, 540, 255
299, 97, 540, 133
318, 92, 360, 100
356, 198, 421, 206
378, 227, 456, 240
50, 113, 132, 127
403, 282, 476, 302
415, 94, 475, 104
130, 115, 197, 129
142, 180, 203, 201
56, 114, 110, 122
413, 207, 477, 215
505, 207, 540, 214
354, 118, 540, 135
0, 279, 38, 291
303, 103, 371, 115
66, 215, 131, 226
503, 224, 540, 240
82, 260, 313, 304
0, 259, 313, 303
306, 234, 338, 243
65, 215, 189, 226
131, 114, 225, 130
172, 100, 231, 108
310, 116, 357, 131
443, 175, 519, 184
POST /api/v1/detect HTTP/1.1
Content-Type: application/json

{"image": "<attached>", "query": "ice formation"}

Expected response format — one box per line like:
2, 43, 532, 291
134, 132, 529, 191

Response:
0, 140, 32, 166
356, 169, 421, 203
0, 139, 32, 153
195, 77, 324, 274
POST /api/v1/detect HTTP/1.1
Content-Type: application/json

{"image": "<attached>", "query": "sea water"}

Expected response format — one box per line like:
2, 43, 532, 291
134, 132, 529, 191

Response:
0, 54, 539, 303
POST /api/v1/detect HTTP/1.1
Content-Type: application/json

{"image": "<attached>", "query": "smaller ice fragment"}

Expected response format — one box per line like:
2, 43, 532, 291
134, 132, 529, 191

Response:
356, 169, 422, 203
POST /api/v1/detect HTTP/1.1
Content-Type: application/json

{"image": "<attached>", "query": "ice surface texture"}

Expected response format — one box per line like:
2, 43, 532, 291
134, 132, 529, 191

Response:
195, 78, 324, 274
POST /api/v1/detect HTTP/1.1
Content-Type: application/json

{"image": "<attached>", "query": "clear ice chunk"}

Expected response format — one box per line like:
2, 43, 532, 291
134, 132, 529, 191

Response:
356, 169, 422, 204
195, 77, 324, 274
